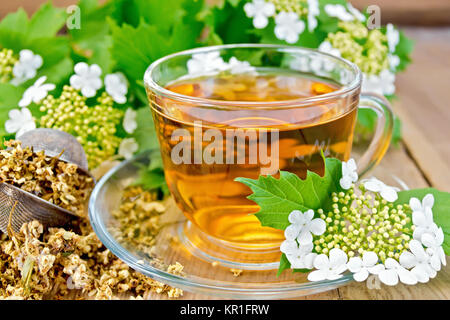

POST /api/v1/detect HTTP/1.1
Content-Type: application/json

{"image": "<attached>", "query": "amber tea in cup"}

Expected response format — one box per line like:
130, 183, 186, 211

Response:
145, 45, 393, 268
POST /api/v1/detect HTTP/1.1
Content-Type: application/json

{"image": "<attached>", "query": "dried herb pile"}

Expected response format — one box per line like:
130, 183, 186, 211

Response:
0, 140, 94, 216
0, 140, 183, 299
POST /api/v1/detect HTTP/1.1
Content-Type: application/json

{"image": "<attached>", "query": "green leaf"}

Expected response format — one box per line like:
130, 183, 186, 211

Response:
26, 2, 67, 40
110, 16, 202, 85
394, 30, 414, 72
131, 107, 159, 153
205, 0, 259, 44
394, 188, 450, 255
134, 167, 166, 192
0, 2, 66, 47
0, 83, 25, 139
277, 254, 291, 276
235, 157, 343, 231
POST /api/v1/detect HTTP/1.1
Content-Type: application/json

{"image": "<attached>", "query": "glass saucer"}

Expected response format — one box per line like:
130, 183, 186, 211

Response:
89, 151, 353, 299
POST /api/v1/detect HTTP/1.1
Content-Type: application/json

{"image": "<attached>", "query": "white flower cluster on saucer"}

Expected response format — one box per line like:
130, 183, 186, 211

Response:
282, 159, 447, 286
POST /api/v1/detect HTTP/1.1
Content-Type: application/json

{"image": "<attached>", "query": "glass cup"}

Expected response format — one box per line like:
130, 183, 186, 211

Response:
144, 44, 393, 269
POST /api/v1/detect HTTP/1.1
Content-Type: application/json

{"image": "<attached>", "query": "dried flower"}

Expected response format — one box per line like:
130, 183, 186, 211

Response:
0, 185, 183, 300
0, 140, 94, 216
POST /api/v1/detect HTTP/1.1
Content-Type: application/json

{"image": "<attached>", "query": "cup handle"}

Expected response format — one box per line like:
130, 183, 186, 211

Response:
356, 93, 394, 177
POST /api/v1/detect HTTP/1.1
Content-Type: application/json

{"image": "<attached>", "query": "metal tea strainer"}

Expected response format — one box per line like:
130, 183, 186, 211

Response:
0, 128, 93, 233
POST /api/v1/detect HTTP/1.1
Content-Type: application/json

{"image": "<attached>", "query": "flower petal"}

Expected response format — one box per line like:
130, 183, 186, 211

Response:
397, 267, 417, 285
362, 251, 378, 267
90, 64, 102, 77
384, 258, 400, 269
411, 265, 429, 283
74, 62, 89, 75
280, 240, 298, 255
421, 233, 436, 248
422, 193, 434, 209
380, 187, 398, 202
409, 197, 422, 212
304, 209, 314, 222
253, 15, 269, 29
284, 224, 300, 240
353, 269, 369, 282
409, 240, 428, 261
288, 210, 303, 224
309, 218, 326, 235
367, 264, 385, 275
340, 176, 352, 190
378, 269, 398, 286
347, 257, 362, 273
313, 254, 329, 270
307, 269, 328, 282
328, 248, 348, 267
439, 247, 446, 266
302, 253, 317, 269
363, 178, 382, 192
429, 253, 441, 272
399, 251, 417, 269
297, 229, 312, 245
412, 211, 427, 227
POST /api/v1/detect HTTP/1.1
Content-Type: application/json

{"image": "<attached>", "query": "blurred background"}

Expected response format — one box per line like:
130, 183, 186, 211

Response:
3, 0, 450, 24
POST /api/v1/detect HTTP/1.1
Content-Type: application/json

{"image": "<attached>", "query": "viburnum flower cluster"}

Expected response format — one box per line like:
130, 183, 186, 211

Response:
4, 58, 139, 169
282, 159, 447, 286
242, 0, 402, 97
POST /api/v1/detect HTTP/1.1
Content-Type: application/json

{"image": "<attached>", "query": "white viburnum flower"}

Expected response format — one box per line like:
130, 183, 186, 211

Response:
18, 76, 55, 107
307, 0, 320, 32
285, 209, 326, 245
363, 177, 399, 202
12, 49, 43, 84
70, 62, 102, 98
105, 72, 128, 104
386, 23, 400, 53
318, 41, 341, 57
123, 108, 137, 134
243, 0, 275, 29
339, 158, 358, 189
289, 55, 310, 73
324, 4, 354, 22
388, 54, 400, 71
399, 240, 436, 283
274, 12, 305, 44
5, 108, 36, 137
227, 57, 257, 75
422, 227, 446, 271
410, 194, 439, 241
308, 248, 348, 281
347, 3, 365, 22
311, 41, 340, 74
361, 70, 396, 96
282, 241, 317, 270
118, 138, 138, 160
187, 51, 228, 76
378, 258, 417, 286
347, 251, 384, 282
